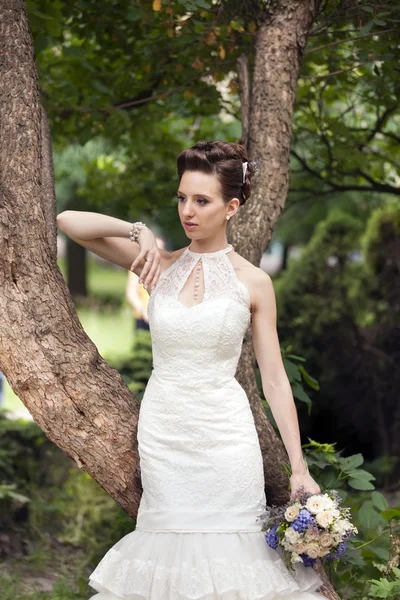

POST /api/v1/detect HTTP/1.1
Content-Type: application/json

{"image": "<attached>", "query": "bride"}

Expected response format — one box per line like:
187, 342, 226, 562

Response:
57, 140, 325, 599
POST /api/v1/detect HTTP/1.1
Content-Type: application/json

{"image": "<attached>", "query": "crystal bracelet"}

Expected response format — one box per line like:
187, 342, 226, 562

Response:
129, 221, 145, 243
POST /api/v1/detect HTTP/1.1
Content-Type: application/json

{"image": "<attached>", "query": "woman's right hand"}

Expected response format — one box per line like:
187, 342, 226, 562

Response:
129, 227, 162, 290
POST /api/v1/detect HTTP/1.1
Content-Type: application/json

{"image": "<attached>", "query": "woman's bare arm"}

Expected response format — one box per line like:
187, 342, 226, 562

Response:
56, 210, 168, 288
250, 269, 321, 497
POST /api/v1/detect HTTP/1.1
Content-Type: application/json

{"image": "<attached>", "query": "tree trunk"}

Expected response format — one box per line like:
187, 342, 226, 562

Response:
234, 2, 339, 596
0, 1, 338, 596
281, 242, 290, 272
0, 0, 142, 517
67, 237, 88, 297
233, 0, 322, 504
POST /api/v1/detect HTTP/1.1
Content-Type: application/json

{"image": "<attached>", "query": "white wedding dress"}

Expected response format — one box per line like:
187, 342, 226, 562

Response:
88, 244, 325, 600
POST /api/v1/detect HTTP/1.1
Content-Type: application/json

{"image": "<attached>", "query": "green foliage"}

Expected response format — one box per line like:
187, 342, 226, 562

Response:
256, 347, 319, 427
110, 329, 153, 397
0, 572, 87, 600
368, 573, 400, 600
275, 207, 399, 482
0, 409, 55, 527
0, 408, 133, 595
27, 0, 399, 247
275, 210, 365, 338
359, 203, 400, 324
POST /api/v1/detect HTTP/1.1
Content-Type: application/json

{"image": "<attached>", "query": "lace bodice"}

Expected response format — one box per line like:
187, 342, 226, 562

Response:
147, 244, 251, 383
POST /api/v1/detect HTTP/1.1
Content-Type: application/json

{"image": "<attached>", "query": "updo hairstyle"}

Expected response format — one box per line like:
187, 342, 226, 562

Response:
176, 140, 254, 206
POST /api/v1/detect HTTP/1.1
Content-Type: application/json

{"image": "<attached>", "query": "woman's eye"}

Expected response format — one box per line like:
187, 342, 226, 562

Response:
176, 196, 208, 205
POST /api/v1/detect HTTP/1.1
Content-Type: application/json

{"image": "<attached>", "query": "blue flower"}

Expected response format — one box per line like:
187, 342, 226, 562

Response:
300, 553, 317, 567
265, 525, 280, 550
291, 509, 314, 533
327, 540, 347, 559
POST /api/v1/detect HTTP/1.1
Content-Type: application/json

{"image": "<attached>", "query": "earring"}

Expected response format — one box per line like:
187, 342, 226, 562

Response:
226, 216, 231, 220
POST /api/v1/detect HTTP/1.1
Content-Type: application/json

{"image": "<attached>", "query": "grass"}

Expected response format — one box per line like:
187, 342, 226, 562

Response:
3, 256, 136, 417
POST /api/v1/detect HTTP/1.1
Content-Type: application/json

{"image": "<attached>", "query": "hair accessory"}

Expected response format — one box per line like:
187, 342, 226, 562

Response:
242, 161, 248, 184
129, 221, 145, 243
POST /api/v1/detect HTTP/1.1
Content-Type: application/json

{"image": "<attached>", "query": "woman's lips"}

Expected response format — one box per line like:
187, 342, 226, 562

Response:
184, 223, 198, 230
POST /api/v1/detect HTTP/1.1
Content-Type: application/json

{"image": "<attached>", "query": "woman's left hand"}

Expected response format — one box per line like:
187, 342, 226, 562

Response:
290, 471, 321, 500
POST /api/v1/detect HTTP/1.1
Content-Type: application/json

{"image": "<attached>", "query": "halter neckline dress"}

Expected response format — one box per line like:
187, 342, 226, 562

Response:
88, 244, 324, 600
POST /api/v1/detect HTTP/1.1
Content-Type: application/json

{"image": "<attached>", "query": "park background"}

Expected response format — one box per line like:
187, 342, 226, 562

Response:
0, 1, 399, 599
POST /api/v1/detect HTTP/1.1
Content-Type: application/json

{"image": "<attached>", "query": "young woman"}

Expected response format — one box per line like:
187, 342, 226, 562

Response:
57, 140, 325, 600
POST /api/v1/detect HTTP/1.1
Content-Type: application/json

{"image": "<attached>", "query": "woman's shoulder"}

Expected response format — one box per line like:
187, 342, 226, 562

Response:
230, 250, 272, 309
230, 249, 271, 284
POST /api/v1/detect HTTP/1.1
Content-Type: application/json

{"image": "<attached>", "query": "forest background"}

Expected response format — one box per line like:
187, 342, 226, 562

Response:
0, 0, 399, 599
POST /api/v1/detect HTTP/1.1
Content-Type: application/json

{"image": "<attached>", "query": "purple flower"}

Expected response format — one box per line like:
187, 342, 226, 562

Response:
291, 509, 314, 533
265, 525, 280, 550
300, 553, 317, 567
327, 541, 347, 559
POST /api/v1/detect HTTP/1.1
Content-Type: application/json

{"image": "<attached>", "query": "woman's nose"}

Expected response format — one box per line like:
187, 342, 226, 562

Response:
182, 202, 194, 217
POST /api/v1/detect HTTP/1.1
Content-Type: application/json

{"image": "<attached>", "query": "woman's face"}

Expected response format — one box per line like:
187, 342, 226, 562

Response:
177, 170, 238, 239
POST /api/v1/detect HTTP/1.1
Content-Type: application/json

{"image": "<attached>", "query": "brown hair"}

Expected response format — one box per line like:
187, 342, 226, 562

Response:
176, 140, 254, 206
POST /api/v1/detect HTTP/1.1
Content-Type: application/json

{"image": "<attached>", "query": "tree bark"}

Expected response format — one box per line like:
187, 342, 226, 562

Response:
233, 2, 339, 597
0, 1, 338, 596
232, 0, 322, 503
0, 0, 142, 517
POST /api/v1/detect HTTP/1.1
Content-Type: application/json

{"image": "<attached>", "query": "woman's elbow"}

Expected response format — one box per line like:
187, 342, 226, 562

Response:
56, 210, 72, 232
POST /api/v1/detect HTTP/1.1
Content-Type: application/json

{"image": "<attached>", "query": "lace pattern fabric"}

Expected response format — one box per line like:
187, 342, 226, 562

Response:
88, 245, 324, 599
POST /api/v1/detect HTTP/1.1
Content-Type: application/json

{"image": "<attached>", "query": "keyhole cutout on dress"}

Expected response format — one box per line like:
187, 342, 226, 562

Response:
177, 258, 205, 309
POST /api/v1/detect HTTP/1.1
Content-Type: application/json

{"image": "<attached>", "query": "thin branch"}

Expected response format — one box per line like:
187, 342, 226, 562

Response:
364, 149, 400, 170
291, 150, 326, 182
304, 27, 398, 55
301, 59, 375, 80
365, 105, 399, 144
49, 62, 238, 116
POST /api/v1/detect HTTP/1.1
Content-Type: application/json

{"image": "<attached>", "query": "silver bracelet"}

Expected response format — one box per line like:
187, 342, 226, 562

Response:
129, 221, 145, 243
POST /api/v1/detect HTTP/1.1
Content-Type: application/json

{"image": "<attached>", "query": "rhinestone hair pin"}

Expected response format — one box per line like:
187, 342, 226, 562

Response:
242, 161, 248, 183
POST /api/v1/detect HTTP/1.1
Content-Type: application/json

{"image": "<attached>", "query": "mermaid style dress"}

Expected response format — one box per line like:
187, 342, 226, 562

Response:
88, 244, 325, 600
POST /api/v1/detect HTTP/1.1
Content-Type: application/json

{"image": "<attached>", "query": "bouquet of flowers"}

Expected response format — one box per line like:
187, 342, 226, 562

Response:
258, 488, 358, 571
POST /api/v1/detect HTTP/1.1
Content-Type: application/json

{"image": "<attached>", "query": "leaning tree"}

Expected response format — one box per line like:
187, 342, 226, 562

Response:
8, 0, 392, 596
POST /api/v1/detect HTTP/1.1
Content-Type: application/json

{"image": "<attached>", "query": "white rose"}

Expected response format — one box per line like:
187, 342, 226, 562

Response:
285, 504, 301, 522
332, 518, 351, 535
295, 542, 307, 554
284, 527, 302, 545
304, 528, 319, 541
320, 494, 336, 511
317, 547, 331, 558
305, 495, 325, 514
304, 542, 320, 559
319, 532, 333, 548
316, 510, 334, 528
